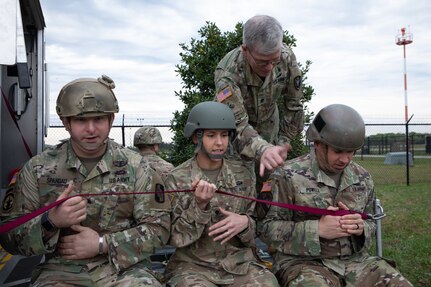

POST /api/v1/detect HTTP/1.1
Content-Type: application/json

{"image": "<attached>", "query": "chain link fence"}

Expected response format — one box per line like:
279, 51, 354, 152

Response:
46, 118, 431, 186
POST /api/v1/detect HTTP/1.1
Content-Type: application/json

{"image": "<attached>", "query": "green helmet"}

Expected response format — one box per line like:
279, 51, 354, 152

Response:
306, 104, 365, 150
134, 127, 162, 146
56, 75, 119, 117
184, 101, 236, 138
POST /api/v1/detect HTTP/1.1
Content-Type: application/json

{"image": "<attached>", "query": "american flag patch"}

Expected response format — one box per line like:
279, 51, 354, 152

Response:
261, 180, 272, 193
216, 87, 233, 102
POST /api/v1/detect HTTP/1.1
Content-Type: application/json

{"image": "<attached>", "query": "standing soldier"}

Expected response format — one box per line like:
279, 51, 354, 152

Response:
258, 104, 413, 286
0, 75, 170, 286
134, 127, 174, 182
214, 15, 305, 217
164, 101, 279, 287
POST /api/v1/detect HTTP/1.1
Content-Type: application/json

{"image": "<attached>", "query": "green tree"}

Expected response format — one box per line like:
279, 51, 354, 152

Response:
169, 21, 314, 166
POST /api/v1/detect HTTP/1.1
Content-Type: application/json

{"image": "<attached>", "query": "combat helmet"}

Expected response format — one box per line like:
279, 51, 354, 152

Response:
184, 101, 236, 158
306, 104, 365, 151
56, 75, 119, 117
184, 101, 236, 138
134, 127, 163, 147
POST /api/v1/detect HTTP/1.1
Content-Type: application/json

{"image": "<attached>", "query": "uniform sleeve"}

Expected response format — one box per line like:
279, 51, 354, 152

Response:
278, 49, 304, 145
166, 174, 212, 248
0, 160, 59, 256
214, 74, 272, 161
352, 181, 376, 253
106, 166, 171, 272
257, 172, 321, 257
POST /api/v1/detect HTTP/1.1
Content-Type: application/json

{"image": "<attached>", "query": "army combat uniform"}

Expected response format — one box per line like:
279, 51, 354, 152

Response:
258, 152, 413, 286
164, 156, 278, 287
214, 43, 304, 161
0, 139, 171, 286
139, 150, 174, 183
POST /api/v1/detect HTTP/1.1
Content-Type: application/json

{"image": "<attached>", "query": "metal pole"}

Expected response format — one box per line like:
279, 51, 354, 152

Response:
403, 44, 408, 123
375, 199, 383, 257
122, 114, 125, 147
405, 114, 414, 186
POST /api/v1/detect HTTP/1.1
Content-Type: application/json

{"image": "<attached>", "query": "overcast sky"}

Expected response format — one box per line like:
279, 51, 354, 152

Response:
40, 0, 431, 125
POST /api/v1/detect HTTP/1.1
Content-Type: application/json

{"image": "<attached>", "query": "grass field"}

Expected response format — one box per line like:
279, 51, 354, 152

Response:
355, 156, 431, 185
355, 155, 431, 286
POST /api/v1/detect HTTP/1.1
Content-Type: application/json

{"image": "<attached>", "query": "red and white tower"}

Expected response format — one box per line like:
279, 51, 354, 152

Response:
395, 27, 413, 122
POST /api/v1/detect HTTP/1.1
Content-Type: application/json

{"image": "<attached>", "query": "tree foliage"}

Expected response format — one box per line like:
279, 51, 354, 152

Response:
168, 21, 315, 166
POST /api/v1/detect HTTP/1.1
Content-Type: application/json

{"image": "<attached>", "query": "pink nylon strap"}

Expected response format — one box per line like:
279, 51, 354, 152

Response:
0, 189, 370, 234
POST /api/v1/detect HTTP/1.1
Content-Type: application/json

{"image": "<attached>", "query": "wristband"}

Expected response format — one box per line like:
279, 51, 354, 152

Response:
41, 212, 57, 232
98, 235, 104, 255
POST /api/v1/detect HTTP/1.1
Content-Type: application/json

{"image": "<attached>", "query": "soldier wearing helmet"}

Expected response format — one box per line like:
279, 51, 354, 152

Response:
164, 101, 279, 287
258, 104, 412, 286
0, 75, 170, 286
133, 127, 174, 182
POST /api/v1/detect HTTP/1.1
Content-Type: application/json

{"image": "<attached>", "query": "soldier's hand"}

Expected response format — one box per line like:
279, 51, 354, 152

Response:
58, 224, 99, 260
208, 207, 249, 244
192, 178, 216, 210
338, 201, 363, 236
49, 183, 87, 228
318, 206, 350, 239
259, 144, 291, 176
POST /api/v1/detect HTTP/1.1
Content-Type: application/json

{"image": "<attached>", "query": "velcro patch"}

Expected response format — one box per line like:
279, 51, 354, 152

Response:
1, 188, 15, 213
300, 187, 319, 194
216, 87, 233, 102
294, 76, 301, 90
260, 180, 272, 193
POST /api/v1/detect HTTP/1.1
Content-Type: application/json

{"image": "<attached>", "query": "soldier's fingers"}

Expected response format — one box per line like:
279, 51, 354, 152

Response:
220, 230, 234, 245
259, 162, 266, 177
57, 183, 74, 201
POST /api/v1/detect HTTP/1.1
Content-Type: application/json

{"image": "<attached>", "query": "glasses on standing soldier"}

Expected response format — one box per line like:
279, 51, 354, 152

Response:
248, 50, 281, 67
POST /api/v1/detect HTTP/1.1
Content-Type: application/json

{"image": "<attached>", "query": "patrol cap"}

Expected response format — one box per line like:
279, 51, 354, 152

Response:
306, 104, 365, 151
184, 101, 236, 138
134, 127, 163, 146
56, 75, 119, 118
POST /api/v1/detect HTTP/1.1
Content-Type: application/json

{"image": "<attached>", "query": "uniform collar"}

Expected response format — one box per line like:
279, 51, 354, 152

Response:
310, 149, 360, 189
190, 156, 238, 189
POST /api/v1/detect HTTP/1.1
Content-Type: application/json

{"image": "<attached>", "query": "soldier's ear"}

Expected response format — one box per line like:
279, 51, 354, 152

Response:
61, 117, 71, 131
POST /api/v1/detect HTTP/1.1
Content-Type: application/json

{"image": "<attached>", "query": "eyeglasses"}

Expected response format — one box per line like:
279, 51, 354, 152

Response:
248, 50, 281, 67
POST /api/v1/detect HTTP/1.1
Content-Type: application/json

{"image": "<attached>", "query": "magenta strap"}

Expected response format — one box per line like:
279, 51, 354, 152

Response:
0, 189, 370, 234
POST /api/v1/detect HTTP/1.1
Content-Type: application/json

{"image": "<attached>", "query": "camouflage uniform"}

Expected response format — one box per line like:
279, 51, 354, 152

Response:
214, 43, 304, 161
164, 156, 279, 287
0, 139, 171, 286
258, 151, 413, 286
139, 150, 174, 183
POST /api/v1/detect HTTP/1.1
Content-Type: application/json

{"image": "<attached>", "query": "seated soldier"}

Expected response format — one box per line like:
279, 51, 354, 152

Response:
133, 126, 174, 182
258, 104, 413, 286
164, 101, 279, 287
0, 75, 170, 286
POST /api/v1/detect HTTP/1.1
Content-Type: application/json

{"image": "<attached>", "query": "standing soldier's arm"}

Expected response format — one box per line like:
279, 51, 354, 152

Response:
105, 165, 171, 272
278, 48, 304, 145
214, 76, 272, 161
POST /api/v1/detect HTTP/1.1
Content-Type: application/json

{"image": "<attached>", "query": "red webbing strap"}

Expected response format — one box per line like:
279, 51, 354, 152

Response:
0, 87, 33, 158
0, 189, 369, 234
